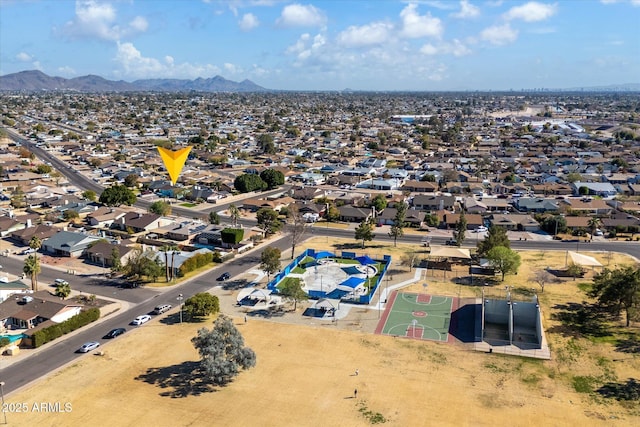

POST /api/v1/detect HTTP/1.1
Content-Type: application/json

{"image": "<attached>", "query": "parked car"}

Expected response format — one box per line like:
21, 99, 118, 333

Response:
473, 226, 488, 233
216, 272, 231, 281
131, 315, 151, 326
104, 328, 126, 339
152, 304, 172, 315
22, 248, 36, 255
445, 240, 458, 246
78, 342, 100, 353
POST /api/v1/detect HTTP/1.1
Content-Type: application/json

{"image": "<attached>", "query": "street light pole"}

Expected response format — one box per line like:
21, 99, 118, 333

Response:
177, 293, 184, 323
0, 381, 7, 424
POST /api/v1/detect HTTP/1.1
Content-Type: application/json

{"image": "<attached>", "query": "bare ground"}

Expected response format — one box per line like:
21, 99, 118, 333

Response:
5, 238, 640, 427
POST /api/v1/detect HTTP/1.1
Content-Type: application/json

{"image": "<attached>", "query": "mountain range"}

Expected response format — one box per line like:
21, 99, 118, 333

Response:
0, 70, 268, 92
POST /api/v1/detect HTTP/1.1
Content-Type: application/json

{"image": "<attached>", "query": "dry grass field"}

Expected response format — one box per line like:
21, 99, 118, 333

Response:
5, 238, 640, 427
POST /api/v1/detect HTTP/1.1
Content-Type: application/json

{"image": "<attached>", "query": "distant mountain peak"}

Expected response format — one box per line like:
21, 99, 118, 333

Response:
0, 70, 269, 92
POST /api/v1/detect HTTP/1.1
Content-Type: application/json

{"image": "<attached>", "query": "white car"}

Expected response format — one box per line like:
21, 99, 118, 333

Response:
131, 315, 151, 326
22, 248, 36, 255
473, 226, 488, 233
78, 342, 100, 353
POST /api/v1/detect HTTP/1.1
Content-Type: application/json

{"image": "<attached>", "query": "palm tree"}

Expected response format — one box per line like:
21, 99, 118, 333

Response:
23, 255, 40, 291
588, 217, 602, 239
228, 204, 240, 228
27, 236, 42, 290
159, 245, 171, 282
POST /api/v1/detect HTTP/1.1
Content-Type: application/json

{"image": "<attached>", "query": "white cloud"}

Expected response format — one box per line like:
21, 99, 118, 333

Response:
420, 39, 472, 56
601, 0, 640, 5
452, 1, 480, 19
60, 0, 148, 41
400, 4, 443, 39
58, 66, 77, 75
337, 22, 393, 48
276, 3, 326, 27
16, 52, 32, 62
224, 63, 243, 74
239, 13, 259, 31
113, 42, 221, 79
129, 16, 148, 32
480, 23, 518, 45
503, 2, 557, 22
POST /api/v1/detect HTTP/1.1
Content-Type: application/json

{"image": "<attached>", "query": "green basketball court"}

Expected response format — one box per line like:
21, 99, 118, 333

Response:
375, 291, 455, 342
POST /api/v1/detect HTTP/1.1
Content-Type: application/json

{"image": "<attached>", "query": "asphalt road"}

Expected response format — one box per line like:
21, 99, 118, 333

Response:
0, 256, 157, 304
0, 236, 291, 396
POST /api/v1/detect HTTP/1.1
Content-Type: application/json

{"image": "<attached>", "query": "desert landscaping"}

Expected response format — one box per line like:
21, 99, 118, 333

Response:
4, 237, 640, 427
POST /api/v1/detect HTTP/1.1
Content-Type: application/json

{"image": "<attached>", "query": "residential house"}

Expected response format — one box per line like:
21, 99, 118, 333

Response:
0, 216, 24, 237
10, 224, 57, 246
401, 180, 438, 193
490, 214, 540, 231
0, 291, 83, 332
42, 230, 102, 257
0, 280, 30, 303
571, 182, 617, 197
114, 212, 169, 233
86, 207, 127, 228
412, 195, 456, 211
85, 241, 136, 268
442, 213, 483, 230
515, 198, 560, 213
338, 205, 373, 223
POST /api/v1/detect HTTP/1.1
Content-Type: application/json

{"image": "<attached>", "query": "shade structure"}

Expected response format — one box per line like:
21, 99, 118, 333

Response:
429, 246, 471, 259
338, 276, 366, 291
313, 251, 335, 260
355, 255, 377, 265
567, 251, 603, 267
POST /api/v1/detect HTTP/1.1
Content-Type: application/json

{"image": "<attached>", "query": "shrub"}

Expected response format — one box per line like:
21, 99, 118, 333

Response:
31, 308, 100, 348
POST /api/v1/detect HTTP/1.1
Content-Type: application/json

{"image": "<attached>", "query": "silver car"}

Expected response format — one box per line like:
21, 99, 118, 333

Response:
78, 342, 100, 353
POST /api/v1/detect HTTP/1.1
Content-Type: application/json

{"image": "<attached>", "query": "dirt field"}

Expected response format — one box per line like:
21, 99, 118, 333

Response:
5, 238, 640, 427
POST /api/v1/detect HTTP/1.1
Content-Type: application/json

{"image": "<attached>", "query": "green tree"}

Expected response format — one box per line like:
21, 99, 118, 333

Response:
256, 208, 282, 236
124, 174, 139, 188
286, 204, 307, 259
62, 209, 80, 221
566, 172, 582, 183
10, 185, 26, 208
122, 247, 163, 283
259, 169, 285, 190
234, 173, 266, 193
355, 219, 375, 248
192, 315, 256, 385
82, 190, 97, 202
279, 278, 308, 311
35, 164, 53, 174
184, 293, 220, 319
260, 247, 281, 282
476, 225, 510, 256
589, 266, 640, 327
149, 200, 171, 216
99, 184, 137, 206
55, 282, 71, 299
208, 211, 220, 225
258, 133, 276, 154
486, 246, 521, 281
566, 263, 585, 281
453, 210, 467, 247
388, 202, 407, 247
110, 247, 122, 273
421, 174, 436, 182
371, 195, 387, 212
326, 204, 340, 222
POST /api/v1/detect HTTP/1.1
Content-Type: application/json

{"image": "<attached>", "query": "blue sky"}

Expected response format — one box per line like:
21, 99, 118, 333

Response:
1, 0, 639, 90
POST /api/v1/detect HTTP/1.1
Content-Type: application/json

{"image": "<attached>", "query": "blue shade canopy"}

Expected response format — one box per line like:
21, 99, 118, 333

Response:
312, 251, 335, 259
355, 255, 376, 265
339, 276, 366, 289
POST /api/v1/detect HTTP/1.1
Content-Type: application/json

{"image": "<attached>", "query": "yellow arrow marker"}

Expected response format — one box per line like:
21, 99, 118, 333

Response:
157, 146, 192, 185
